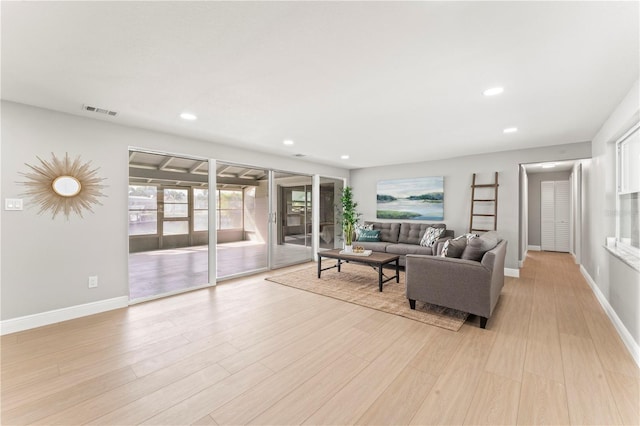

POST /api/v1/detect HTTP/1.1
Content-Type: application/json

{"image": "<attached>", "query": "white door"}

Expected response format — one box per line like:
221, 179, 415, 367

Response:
554, 180, 570, 252
540, 180, 570, 252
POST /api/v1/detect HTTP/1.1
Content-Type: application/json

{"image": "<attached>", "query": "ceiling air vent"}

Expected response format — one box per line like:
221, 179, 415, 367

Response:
82, 104, 118, 117
293, 154, 306, 158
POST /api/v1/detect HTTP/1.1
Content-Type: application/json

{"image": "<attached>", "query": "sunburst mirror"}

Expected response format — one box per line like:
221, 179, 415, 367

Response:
19, 152, 107, 219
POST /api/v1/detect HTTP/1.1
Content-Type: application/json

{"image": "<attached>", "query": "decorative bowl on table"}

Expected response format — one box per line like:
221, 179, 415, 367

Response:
353, 246, 365, 254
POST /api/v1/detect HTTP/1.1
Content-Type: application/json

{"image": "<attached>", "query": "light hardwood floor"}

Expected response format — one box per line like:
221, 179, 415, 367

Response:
129, 242, 315, 300
2, 251, 638, 425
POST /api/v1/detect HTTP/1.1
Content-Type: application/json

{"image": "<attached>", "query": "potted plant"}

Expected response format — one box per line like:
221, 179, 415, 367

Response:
338, 186, 360, 252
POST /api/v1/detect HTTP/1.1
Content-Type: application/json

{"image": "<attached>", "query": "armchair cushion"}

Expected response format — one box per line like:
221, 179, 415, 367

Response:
461, 230, 499, 261
441, 236, 468, 258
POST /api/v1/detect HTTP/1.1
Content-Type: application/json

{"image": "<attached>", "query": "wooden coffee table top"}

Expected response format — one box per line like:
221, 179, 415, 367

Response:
318, 249, 399, 265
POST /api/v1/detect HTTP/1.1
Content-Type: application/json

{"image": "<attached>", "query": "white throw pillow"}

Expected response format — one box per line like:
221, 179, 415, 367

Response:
420, 226, 445, 247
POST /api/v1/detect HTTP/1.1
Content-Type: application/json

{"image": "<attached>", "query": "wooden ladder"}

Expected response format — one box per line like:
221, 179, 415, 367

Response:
469, 172, 499, 233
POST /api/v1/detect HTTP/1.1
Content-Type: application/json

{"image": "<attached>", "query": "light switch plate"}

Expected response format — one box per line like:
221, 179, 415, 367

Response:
5, 198, 23, 211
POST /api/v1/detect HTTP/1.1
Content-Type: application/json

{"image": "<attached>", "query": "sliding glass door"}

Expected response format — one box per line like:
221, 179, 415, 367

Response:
271, 171, 314, 268
319, 177, 344, 251
128, 150, 209, 301
215, 163, 269, 279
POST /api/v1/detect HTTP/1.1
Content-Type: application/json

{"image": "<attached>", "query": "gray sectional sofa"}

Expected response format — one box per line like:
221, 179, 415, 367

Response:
354, 221, 454, 267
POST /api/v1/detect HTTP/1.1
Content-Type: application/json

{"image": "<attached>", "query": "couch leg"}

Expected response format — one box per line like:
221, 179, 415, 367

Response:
409, 299, 416, 310
480, 317, 488, 329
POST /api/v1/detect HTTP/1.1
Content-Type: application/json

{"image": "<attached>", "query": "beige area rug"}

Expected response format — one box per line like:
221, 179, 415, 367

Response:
266, 263, 468, 331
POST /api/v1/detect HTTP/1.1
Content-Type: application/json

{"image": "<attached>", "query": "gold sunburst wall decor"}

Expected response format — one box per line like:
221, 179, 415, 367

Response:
19, 152, 107, 220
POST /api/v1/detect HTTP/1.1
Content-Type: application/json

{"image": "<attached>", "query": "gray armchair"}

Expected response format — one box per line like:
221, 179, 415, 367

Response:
405, 239, 507, 328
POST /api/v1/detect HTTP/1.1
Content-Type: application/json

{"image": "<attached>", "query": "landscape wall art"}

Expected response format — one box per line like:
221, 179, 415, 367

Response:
377, 176, 444, 220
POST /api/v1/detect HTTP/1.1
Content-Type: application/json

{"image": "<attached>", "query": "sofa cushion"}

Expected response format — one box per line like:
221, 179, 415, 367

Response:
355, 241, 393, 252
420, 226, 445, 247
386, 243, 435, 256
441, 236, 468, 258
365, 221, 401, 243
398, 223, 446, 245
461, 231, 500, 261
356, 229, 381, 242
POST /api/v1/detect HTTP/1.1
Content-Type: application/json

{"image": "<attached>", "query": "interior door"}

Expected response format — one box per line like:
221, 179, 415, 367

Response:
541, 180, 570, 252
554, 180, 570, 252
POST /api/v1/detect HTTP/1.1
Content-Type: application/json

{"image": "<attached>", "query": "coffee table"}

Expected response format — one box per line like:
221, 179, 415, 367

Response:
317, 249, 400, 292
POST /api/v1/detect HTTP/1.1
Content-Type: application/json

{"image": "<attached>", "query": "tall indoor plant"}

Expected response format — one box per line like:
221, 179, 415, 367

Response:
339, 186, 360, 251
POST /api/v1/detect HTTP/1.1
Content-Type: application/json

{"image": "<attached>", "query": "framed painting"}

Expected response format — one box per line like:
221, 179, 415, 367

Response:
377, 176, 444, 220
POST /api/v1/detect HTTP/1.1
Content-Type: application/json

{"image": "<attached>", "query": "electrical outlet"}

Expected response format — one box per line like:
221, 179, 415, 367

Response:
88, 276, 98, 288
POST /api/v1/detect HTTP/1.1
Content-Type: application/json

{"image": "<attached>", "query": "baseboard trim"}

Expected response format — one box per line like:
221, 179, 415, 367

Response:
505, 268, 520, 278
527, 245, 541, 251
0, 296, 129, 336
580, 265, 640, 368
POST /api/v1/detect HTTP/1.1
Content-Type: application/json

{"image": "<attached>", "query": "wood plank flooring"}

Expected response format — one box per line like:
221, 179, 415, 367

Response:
2, 251, 638, 425
128, 242, 314, 300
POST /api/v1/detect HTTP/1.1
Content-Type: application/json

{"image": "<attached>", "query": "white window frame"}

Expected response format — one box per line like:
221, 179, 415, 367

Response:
615, 121, 640, 257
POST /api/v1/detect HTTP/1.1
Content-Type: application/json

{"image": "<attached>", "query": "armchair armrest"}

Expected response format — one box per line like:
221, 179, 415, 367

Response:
405, 254, 492, 318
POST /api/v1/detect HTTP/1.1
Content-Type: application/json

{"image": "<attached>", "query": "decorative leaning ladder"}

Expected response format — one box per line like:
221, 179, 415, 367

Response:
469, 172, 499, 233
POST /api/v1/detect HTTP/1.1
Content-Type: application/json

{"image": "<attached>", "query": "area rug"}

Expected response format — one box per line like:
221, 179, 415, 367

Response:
265, 263, 468, 331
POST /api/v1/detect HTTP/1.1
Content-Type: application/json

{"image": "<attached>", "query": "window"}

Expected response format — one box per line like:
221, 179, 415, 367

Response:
128, 185, 158, 235
217, 189, 243, 229
193, 188, 209, 232
617, 122, 640, 254
163, 188, 189, 235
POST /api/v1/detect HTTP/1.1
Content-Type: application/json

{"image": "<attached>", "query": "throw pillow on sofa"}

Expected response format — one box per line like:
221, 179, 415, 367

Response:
461, 231, 499, 261
357, 229, 381, 242
441, 235, 469, 258
420, 226, 445, 247
355, 223, 373, 239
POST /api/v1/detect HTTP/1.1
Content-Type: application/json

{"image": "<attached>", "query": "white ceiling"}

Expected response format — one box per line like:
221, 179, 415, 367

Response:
2, 2, 638, 169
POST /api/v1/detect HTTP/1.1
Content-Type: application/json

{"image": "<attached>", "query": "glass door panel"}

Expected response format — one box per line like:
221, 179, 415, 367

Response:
128, 151, 209, 301
271, 172, 313, 268
215, 162, 269, 279
319, 177, 344, 250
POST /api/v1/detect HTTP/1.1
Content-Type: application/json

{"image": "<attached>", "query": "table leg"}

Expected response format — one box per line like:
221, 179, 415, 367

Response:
378, 265, 383, 292
317, 256, 321, 278
338, 259, 341, 272
396, 260, 400, 283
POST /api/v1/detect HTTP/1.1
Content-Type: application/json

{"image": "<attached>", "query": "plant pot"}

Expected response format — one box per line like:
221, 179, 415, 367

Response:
344, 244, 353, 253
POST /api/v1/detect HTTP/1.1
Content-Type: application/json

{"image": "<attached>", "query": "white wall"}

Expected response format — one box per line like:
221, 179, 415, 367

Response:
350, 142, 592, 271
0, 101, 348, 322
583, 79, 640, 352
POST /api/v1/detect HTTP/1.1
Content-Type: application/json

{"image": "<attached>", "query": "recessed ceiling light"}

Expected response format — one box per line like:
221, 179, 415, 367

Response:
483, 87, 504, 96
180, 112, 197, 120
341, 155, 350, 160
503, 127, 518, 134
283, 139, 294, 146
